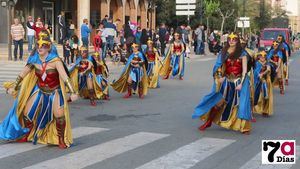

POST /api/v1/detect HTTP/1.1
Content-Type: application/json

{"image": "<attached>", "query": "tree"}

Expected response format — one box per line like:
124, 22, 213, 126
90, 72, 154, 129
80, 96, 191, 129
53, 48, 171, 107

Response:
204, 0, 220, 32
217, 8, 235, 35
254, 0, 272, 30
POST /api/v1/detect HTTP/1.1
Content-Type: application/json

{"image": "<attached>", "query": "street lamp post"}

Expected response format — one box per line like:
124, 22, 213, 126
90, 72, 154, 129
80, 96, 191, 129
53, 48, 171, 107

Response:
1, 0, 17, 61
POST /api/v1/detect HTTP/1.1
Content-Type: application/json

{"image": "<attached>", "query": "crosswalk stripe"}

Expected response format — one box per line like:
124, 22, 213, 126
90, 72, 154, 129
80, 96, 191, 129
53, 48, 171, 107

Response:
0, 72, 20, 76
0, 75, 19, 79
135, 137, 235, 169
0, 64, 24, 67
0, 68, 23, 72
23, 132, 169, 169
239, 146, 300, 169
0, 127, 108, 159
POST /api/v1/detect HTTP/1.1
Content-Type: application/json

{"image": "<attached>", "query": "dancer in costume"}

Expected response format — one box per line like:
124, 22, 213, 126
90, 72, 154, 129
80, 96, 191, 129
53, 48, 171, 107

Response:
145, 39, 161, 88
276, 35, 291, 85
253, 51, 273, 117
267, 41, 284, 95
240, 38, 256, 122
93, 52, 110, 100
68, 46, 99, 106
193, 32, 252, 135
111, 43, 148, 99
0, 31, 78, 149
160, 32, 185, 80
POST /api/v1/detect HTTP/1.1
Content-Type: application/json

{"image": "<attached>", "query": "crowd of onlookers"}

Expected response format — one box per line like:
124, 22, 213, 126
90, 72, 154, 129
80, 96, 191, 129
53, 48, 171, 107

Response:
14, 11, 291, 64
9, 11, 260, 64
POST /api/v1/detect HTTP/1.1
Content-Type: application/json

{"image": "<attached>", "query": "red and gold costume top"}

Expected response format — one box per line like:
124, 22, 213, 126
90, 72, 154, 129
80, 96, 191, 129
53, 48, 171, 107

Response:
35, 67, 60, 92
225, 58, 243, 78
173, 43, 183, 53
146, 49, 156, 62
79, 59, 90, 72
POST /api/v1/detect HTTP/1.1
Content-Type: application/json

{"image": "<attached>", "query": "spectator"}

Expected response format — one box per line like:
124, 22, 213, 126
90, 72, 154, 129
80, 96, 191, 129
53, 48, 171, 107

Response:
98, 23, 108, 60
101, 15, 109, 26
11, 18, 25, 61
111, 45, 121, 64
93, 30, 102, 53
200, 25, 206, 55
63, 39, 71, 65
124, 23, 135, 52
26, 16, 35, 54
103, 18, 117, 51
135, 27, 142, 45
69, 20, 75, 38
114, 18, 121, 30
146, 28, 152, 40
27, 17, 44, 39
195, 24, 203, 55
81, 18, 91, 47
140, 29, 148, 52
44, 24, 51, 35
70, 34, 79, 63
181, 25, 189, 44
58, 11, 66, 44
120, 44, 128, 64
159, 23, 167, 57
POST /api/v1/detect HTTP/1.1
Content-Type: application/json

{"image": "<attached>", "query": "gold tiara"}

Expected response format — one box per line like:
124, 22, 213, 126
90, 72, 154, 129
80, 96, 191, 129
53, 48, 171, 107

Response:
228, 32, 238, 39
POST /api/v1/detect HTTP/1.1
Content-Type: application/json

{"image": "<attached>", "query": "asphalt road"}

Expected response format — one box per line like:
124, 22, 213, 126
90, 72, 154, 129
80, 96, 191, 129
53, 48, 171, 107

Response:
0, 52, 299, 169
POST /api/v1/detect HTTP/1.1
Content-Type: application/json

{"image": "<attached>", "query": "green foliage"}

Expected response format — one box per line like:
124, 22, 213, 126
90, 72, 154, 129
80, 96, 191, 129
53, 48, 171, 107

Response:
155, 0, 287, 32
204, 0, 219, 16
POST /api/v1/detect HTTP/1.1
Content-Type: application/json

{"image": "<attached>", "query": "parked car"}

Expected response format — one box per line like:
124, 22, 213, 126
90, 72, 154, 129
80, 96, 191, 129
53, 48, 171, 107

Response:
259, 28, 291, 51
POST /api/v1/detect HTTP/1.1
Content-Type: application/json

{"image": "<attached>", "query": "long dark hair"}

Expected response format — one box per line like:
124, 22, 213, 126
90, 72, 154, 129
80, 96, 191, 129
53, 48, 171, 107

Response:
221, 32, 243, 61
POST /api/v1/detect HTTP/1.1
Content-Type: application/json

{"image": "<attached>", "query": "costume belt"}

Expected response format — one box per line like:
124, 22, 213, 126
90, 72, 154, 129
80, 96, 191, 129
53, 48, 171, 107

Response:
269, 60, 279, 65
225, 73, 242, 82
38, 85, 60, 94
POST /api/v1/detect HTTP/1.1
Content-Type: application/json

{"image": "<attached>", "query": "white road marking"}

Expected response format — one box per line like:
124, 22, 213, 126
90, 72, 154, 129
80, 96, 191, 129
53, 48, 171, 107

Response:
135, 137, 235, 169
23, 132, 169, 169
239, 146, 300, 169
0, 127, 108, 159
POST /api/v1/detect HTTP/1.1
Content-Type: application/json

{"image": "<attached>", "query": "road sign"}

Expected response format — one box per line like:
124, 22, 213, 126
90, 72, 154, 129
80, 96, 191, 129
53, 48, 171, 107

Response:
176, 11, 195, 16
239, 17, 250, 21
237, 20, 250, 28
176, 0, 196, 4
176, 5, 196, 10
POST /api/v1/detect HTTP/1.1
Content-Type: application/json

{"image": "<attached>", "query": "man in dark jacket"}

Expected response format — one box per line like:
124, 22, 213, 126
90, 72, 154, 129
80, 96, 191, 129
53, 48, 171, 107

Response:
159, 23, 167, 57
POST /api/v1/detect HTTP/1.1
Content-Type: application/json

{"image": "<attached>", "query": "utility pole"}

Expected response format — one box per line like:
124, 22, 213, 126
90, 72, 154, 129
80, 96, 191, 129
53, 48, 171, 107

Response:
187, 2, 190, 25
7, 4, 12, 60
242, 0, 246, 37
243, 0, 246, 16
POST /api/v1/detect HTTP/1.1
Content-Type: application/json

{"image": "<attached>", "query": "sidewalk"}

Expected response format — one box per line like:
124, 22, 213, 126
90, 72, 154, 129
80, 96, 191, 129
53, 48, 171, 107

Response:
0, 43, 94, 62
0, 43, 63, 62
0, 42, 212, 64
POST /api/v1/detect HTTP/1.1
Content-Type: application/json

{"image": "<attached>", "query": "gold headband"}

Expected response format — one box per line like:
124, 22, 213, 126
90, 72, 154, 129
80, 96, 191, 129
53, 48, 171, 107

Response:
132, 43, 139, 48
80, 46, 88, 51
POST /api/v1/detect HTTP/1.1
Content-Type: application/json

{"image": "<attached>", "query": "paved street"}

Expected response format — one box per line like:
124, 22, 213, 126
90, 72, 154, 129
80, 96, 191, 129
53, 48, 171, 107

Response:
0, 52, 299, 169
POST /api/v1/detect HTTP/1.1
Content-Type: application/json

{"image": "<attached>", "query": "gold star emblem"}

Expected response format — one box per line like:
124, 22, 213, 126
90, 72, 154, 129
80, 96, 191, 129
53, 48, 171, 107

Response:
37, 39, 49, 48
273, 41, 279, 46
38, 32, 48, 39
228, 32, 238, 39
260, 51, 267, 58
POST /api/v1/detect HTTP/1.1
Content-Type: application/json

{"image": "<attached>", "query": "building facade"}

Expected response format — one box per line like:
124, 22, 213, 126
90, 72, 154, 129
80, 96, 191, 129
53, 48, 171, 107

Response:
285, 0, 300, 33
267, 0, 300, 33
0, 0, 156, 43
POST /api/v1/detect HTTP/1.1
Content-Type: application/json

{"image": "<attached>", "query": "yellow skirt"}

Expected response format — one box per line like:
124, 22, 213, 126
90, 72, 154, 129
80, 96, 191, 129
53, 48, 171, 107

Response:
200, 103, 251, 133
